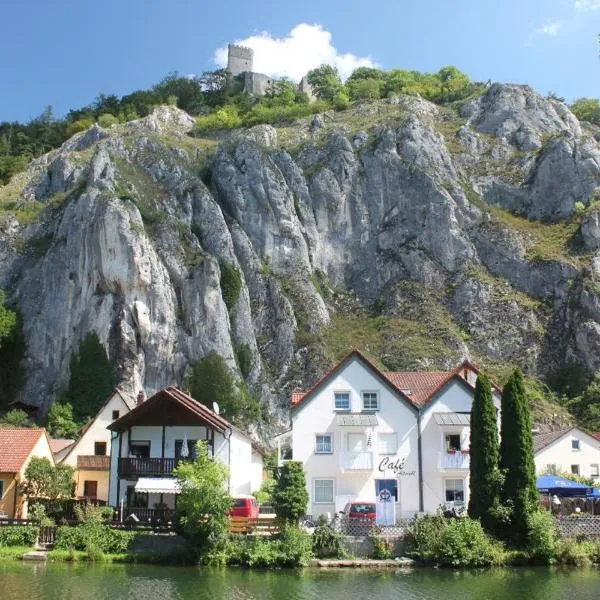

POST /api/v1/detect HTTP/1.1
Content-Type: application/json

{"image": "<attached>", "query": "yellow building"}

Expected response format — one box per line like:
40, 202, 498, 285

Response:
57, 389, 135, 502
0, 428, 54, 518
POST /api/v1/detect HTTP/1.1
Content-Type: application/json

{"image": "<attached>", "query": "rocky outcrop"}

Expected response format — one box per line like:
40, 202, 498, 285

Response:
2, 84, 600, 417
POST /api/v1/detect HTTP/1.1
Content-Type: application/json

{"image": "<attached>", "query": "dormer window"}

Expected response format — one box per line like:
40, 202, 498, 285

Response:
572, 440, 580, 450
334, 392, 350, 411
362, 392, 379, 411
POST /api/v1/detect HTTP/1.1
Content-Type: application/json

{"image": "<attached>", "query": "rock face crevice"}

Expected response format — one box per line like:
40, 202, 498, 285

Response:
1, 85, 600, 417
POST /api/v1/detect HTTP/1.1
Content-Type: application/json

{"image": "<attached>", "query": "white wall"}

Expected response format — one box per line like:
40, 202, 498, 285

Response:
535, 429, 600, 481
420, 381, 501, 513
292, 357, 420, 518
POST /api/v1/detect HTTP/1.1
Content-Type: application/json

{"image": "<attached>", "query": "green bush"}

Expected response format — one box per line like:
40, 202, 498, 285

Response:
527, 510, 559, 563
220, 263, 242, 311
0, 526, 38, 547
555, 538, 594, 566
272, 461, 309, 525
54, 524, 135, 554
206, 528, 313, 567
405, 515, 505, 567
312, 517, 347, 558
254, 476, 276, 506
371, 534, 393, 559
97, 113, 119, 128
235, 343, 253, 378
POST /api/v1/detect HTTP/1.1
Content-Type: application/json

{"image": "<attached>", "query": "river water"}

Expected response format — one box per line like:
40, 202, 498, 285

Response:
2, 562, 600, 599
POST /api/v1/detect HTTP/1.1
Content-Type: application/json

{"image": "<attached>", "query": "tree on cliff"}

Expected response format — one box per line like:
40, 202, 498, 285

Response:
63, 332, 116, 421
0, 293, 26, 412
0, 290, 17, 348
307, 65, 343, 101
468, 374, 501, 533
189, 351, 260, 425
499, 368, 538, 546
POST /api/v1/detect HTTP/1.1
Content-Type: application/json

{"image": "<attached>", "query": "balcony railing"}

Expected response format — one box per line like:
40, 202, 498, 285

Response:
340, 451, 373, 471
119, 457, 191, 477
123, 507, 175, 523
438, 451, 470, 470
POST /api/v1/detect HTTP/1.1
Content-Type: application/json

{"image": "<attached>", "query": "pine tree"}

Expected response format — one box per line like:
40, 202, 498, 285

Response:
468, 374, 500, 533
272, 461, 309, 525
64, 332, 116, 421
499, 368, 538, 546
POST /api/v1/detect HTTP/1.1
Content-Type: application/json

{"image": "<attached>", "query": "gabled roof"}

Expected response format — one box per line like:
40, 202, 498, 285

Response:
49, 439, 75, 455
60, 387, 135, 464
290, 350, 416, 412
290, 350, 486, 410
0, 428, 49, 472
108, 386, 235, 434
533, 427, 600, 454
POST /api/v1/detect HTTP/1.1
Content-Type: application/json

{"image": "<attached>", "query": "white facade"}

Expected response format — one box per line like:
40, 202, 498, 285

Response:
534, 428, 600, 481
60, 389, 133, 502
288, 354, 501, 519
107, 389, 263, 518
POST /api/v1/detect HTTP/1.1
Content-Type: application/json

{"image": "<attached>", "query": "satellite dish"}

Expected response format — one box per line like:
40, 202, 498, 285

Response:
213, 402, 220, 415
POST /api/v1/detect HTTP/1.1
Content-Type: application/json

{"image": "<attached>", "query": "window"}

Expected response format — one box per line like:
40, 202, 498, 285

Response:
314, 479, 334, 504
445, 434, 461, 452
280, 443, 292, 461
126, 485, 148, 508
94, 442, 107, 456
546, 464, 557, 473
129, 441, 150, 458
571, 464, 580, 475
347, 433, 366, 452
572, 439, 580, 450
334, 392, 350, 411
591, 464, 599, 477
83, 480, 98, 498
315, 434, 333, 454
112, 410, 120, 420
175, 440, 199, 460
375, 479, 398, 501
362, 391, 379, 411
0, 480, 3, 498
378, 433, 398, 455
445, 479, 465, 504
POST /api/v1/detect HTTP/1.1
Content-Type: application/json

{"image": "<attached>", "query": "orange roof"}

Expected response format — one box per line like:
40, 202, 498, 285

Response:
49, 439, 75, 455
290, 350, 484, 409
0, 428, 47, 472
382, 371, 454, 406
592, 432, 600, 441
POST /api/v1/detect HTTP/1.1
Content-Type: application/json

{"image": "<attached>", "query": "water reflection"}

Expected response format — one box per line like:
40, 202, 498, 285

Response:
1, 563, 600, 600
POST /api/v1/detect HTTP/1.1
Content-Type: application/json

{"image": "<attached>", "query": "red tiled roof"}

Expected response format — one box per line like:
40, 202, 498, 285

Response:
382, 371, 454, 407
108, 386, 237, 434
0, 428, 46, 472
532, 428, 572, 454
290, 350, 485, 409
49, 439, 75, 455
593, 432, 600, 441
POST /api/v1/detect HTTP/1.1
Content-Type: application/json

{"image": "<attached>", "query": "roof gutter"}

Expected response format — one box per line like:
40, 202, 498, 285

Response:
417, 408, 424, 513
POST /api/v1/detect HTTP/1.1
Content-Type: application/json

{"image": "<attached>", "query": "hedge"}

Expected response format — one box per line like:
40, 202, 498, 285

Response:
0, 526, 38, 547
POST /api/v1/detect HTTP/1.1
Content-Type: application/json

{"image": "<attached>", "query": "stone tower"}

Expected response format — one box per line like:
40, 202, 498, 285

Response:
227, 44, 254, 77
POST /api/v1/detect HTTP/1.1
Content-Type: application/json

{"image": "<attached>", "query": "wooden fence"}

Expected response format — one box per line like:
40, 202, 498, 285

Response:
229, 516, 280, 535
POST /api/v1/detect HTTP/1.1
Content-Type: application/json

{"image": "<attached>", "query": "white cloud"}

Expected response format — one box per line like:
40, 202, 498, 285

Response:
574, 0, 600, 10
213, 23, 377, 82
535, 21, 562, 36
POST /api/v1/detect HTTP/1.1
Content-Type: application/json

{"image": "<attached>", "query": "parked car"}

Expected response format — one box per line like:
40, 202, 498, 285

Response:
229, 495, 259, 518
342, 501, 376, 520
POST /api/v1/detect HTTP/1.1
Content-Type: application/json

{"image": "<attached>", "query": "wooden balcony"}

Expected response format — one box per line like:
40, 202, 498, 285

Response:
118, 457, 191, 477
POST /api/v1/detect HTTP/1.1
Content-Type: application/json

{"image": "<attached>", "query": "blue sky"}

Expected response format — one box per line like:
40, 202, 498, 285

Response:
0, 0, 598, 122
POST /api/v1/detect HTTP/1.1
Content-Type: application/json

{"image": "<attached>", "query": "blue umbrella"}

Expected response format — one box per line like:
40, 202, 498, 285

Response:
587, 488, 600, 498
536, 475, 593, 497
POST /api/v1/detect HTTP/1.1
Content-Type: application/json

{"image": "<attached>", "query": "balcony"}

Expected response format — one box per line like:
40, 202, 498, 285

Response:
77, 455, 110, 470
119, 457, 191, 477
340, 451, 373, 472
123, 507, 175, 523
438, 451, 470, 470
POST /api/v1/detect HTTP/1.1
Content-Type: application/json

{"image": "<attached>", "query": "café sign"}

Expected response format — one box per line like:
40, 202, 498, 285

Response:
378, 455, 416, 476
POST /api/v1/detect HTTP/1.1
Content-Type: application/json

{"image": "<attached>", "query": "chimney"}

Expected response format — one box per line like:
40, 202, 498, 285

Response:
137, 390, 145, 405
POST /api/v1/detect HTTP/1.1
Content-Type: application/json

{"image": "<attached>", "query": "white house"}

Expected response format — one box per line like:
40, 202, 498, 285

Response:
534, 427, 600, 481
107, 386, 263, 521
283, 350, 500, 519
57, 388, 136, 502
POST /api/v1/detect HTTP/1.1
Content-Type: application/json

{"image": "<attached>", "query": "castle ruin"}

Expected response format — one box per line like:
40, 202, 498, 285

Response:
226, 43, 314, 100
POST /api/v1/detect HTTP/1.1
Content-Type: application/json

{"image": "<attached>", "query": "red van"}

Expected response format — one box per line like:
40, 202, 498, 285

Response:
229, 495, 259, 518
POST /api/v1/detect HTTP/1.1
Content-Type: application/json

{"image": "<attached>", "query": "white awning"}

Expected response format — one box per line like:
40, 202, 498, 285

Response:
433, 412, 471, 426
134, 478, 181, 494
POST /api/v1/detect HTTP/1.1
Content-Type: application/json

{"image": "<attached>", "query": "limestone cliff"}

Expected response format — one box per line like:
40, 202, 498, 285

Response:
1, 85, 600, 427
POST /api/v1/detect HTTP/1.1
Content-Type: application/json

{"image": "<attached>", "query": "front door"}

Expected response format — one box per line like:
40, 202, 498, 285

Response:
375, 479, 398, 502
83, 480, 98, 499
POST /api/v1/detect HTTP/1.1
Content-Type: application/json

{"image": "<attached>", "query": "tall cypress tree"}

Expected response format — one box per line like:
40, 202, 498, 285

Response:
499, 368, 538, 546
468, 374, 500, 533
